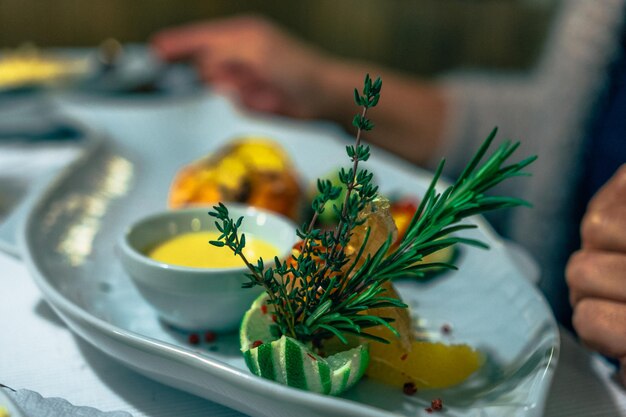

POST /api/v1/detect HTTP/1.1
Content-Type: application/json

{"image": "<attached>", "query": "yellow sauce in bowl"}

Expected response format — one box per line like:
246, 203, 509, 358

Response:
147, 231, 280, 268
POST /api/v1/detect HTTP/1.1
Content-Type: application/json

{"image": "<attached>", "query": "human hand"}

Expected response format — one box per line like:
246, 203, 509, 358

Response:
151, 15, 447, 166
566, 164, 626, 384
151, 15, 330, 118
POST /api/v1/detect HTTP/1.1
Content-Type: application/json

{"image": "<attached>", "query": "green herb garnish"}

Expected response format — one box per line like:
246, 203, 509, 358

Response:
209, 74, 536, 346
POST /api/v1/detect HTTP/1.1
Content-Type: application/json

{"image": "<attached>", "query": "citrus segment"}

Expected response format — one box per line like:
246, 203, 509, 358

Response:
363, 281, 413, 351
422, 245, 455, 265
367, 340, 483, 389
390, 197, 455, 268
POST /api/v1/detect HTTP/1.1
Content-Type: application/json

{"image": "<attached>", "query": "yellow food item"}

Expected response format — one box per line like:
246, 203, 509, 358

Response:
367, 337, 483, 389
168, 138, 302, 220
422, 245, 455, 264
346, 201, 480, 389
347, 198, 398, 266
390, 198, 455, 266
148, 231, 279, 268
362, 282, 413, 352
344, 201, 412, 350
0, 406, 9, 417
0, 45, 87, 88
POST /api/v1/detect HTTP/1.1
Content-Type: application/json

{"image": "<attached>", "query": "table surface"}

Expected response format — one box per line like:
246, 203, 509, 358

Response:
1, 90, 626, 417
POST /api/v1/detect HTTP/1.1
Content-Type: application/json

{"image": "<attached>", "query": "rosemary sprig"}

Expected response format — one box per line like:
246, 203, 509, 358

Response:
208, 74, 536, 346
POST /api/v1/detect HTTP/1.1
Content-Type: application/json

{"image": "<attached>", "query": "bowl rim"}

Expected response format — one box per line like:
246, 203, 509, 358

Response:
118, 203, 297, 276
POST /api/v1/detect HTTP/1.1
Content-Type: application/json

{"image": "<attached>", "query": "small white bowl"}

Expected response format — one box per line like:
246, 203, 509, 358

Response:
118, 204, 297, 332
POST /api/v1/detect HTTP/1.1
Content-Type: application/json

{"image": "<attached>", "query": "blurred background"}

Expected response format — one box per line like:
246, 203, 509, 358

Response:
0, 0, 560, 76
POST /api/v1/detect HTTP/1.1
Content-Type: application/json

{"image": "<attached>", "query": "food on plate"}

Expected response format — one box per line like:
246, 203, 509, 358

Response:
147, 231, 280, 269
306, 173, 456, 270
304, 171, 346, 226
367, 337, 483, 389
0, 44, 87, 89
208, 75, 536, 395
389, 197, 456, 267
241, 294, 369, 394
168, 137, 302, 219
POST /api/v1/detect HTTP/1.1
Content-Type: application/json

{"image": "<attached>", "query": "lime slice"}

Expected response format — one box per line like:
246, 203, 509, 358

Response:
240, 294, 369, 395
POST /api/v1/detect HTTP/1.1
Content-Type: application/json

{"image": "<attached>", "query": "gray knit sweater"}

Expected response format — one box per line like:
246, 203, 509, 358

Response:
438, 0, 626, 323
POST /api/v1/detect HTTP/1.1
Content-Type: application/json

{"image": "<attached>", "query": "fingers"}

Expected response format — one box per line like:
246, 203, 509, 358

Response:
567, 250, 626, 305
151, 23, 217, 61
195, 51, 254, 83
588, 164, 626, 212
581, 165, 626, 251
572, 298, 626, 360
150, 15, 320, 118
570, 165, 626, 385
151, 16, 278, 99
192, 51, 287, 114
581, 204, 626, 252
151, 15, 274, 61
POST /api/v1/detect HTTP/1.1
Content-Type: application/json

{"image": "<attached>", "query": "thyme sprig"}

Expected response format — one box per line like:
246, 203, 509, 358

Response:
209, 74, 536, 346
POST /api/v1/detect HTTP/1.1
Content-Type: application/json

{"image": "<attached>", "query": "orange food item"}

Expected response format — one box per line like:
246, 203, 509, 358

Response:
389, 197, 455, 266
353, 200, 480, 389
364, 282, 413, 352
389, 198, 419, 243
347, 197, 398, 269
168, 137, 302, 220
367, 337, 483, 389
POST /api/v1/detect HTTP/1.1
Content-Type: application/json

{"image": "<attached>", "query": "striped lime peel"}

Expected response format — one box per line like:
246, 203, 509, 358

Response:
240, 294, 370, 395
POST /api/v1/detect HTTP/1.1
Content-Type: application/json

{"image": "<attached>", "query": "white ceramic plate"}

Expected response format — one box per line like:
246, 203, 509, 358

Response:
20, 94, 559, 417
0, 112, 93, 256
